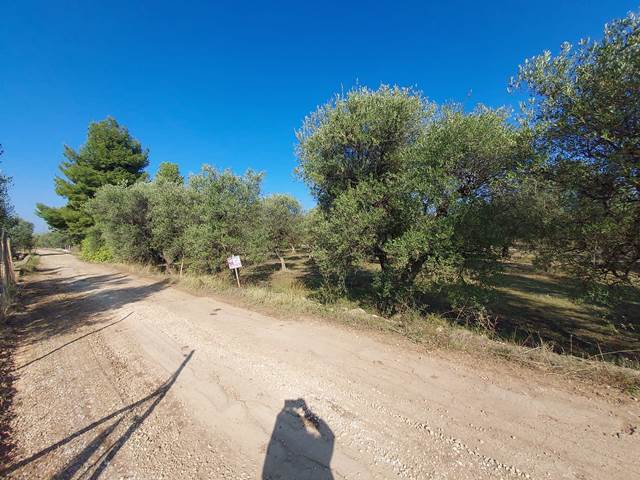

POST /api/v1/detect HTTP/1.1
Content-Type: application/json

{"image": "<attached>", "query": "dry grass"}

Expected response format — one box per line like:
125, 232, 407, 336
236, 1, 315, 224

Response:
371, 308, 640, 394
487, 254, 640, 368
0, 255, 37, 319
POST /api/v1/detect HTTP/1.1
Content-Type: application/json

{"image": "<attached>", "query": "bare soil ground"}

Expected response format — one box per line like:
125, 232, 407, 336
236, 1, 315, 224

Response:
1, 250, 639, 479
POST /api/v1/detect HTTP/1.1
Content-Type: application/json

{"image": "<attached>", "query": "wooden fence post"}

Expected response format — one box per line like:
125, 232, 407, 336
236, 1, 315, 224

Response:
6, 236, 15, 283
0, 230, 5, 297
0, 229, 14, 307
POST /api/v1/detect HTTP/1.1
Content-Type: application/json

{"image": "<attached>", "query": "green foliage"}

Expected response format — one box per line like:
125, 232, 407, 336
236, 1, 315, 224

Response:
262, 194, 303, 270
154, 162, 184, 185
35, 230, 73, 249
184, 166, 266, 273
80, 228, 114, 262
299, 208, 322, 252
90, 183, 156, 264
0, 152, 33, 254
513, 11, 640, 284
149, 182, 196, 270
297, 86, 530, 311
0, 148, 13, 228
37, 117, 149, 241
297, 85, 428, 209
7, 217, 35, 252
147, 180, 194, 271
85, 165, 268, 274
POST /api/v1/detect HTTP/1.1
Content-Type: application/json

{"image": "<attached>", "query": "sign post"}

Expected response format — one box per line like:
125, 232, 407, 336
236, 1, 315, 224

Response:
226, 255, 242, 287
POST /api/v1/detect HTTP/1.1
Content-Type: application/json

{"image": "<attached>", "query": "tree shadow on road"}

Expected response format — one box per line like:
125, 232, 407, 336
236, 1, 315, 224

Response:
10, 271, 169, 347
1, 350, 194, 479
262, 398, 334, 480
16, 312, 133, 371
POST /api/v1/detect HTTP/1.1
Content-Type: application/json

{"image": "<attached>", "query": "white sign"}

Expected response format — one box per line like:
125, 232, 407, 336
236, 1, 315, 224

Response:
227, 255, 242, 270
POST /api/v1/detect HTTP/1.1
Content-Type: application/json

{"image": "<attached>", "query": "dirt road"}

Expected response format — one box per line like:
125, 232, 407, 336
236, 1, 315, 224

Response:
3, 251, 639, 479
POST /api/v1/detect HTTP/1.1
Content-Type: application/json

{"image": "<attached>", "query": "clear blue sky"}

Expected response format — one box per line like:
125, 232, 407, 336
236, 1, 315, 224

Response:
1, 1, 637, 232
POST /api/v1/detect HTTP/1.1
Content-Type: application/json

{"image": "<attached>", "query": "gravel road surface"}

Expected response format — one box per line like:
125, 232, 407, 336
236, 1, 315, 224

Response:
3, 250, 639, 479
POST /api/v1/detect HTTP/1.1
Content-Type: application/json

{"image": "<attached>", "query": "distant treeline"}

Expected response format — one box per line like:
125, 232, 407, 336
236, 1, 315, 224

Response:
37, 12, 640, 312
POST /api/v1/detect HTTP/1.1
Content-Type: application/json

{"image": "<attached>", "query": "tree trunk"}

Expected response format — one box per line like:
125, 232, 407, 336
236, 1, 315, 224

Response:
374, 246, 388, 271
399, 254, 428, 288
278, 253, 287, 271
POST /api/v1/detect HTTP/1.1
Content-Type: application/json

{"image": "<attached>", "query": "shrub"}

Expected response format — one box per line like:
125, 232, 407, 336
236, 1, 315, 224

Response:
80, 229, 113, 262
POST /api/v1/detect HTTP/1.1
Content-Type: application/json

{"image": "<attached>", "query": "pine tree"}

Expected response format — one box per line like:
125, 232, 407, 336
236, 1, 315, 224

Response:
37, 117, 149, 241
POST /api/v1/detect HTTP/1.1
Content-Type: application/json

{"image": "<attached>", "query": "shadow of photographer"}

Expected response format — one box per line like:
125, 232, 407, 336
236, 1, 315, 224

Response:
262, 398, 334, 480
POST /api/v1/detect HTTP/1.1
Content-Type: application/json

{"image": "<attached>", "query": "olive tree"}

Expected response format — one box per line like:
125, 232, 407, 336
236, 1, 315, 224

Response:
512, 11, 640, 284
146, 163, 192, 272
262, 194, 303, 270
297, 86, 530, 311
183, 166, 265, 273
155, 162, 184, 185
89, 183, 156, 264
148, 181, 195, 272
